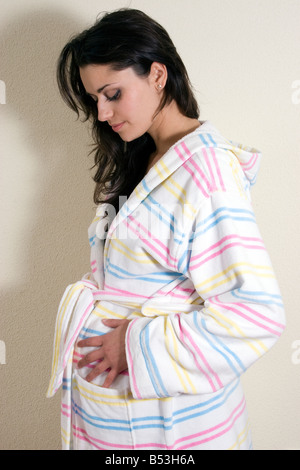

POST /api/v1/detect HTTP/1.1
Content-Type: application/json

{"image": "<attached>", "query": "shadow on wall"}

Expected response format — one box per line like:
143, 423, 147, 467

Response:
0, 8, 96, 449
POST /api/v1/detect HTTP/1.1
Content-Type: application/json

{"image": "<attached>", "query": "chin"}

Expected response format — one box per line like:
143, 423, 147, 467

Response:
121, 133, 144, 143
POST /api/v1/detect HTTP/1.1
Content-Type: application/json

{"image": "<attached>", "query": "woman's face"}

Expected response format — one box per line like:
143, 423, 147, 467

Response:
79, 64, 163, 142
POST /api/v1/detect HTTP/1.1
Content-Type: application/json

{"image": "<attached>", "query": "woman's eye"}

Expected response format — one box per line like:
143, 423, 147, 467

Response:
106, 90, 121, 102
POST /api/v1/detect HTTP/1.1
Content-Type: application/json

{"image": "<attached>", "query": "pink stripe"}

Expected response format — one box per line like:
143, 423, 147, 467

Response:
183, 144, 214, 192
73, 426, 169, 450
235, 301, 285, 330
90, 260, 96, 266
61, 403, 71, 410
82, 279, 98, 289
72, 399, 246, 450
190, 240, 265, 271
62, 301, 94, 369
176, 286, 195, 293
202, 147, 217, 191
176, 314, 221, 392
190, 234, 264, 264
61, 409, 71, 418
72, 398, 246, 450
154, 291, 191, 300
210, 147, 226, 191
126, 319, 142, 399
212, 296, 283, 336
100, 284, 149, 299
241, 153, 258, 171
214, 293, 285, 330
61, 403, 71, 418
73, 425, 134, 449
125, 217, 177, 269
72, 351, 99, 369
188, 156, 214, 192
177, 398, 247, 449
175, 146, 210, 198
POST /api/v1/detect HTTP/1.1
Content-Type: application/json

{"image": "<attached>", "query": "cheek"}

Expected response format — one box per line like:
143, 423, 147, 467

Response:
124, 87, 158, 122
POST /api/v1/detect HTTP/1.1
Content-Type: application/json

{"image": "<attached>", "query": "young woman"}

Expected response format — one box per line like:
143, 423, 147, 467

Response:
47, 8, 285, 450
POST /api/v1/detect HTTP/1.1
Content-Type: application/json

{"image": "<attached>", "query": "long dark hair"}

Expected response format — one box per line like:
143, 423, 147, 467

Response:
57, 8, 200, 210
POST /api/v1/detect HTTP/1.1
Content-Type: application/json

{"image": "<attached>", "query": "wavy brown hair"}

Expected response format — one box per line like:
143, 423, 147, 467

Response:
57, 8, 200, 211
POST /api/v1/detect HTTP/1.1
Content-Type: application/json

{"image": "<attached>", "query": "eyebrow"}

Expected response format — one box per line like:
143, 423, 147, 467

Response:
87, 83, 117, 95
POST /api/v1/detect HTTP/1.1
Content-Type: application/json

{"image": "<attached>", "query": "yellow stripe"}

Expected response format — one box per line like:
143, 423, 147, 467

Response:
228, 419, 251, 450
160, 162, 197, 219
206, 306, 267, 356
93, 302, 127, 319
227, 151, 246, 199
166, 318, 197, 394
164, 320, 189, 393
108, 239, 157, 264
73, 380, 171, 405
48, 283, 84, 394
61, 426, 70, 446
195, 262, 274, 294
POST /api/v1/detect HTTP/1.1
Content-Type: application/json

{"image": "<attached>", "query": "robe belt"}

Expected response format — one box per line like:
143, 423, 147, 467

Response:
47, 277, 203, 398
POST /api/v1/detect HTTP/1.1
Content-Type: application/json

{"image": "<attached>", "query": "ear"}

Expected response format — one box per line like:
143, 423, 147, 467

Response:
149, 62, 168, 91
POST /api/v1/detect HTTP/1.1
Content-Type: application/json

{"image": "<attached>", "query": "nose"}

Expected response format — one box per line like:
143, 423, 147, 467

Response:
97, 100, 114, 122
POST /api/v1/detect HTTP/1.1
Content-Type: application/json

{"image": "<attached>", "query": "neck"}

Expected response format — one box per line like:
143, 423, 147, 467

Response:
147, 101, 200, 168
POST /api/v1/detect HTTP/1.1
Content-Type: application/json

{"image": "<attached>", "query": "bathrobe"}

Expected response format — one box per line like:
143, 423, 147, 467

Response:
47, 121, 285, 450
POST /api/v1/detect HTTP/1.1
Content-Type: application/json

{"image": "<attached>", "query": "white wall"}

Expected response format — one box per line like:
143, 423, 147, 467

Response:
0, 0, 299, 450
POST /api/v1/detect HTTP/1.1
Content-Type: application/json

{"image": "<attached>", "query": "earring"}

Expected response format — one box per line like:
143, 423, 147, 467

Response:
157, 84, 162, 91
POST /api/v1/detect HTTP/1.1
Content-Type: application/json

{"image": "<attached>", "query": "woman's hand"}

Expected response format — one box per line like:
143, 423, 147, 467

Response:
77, 318, 130, 388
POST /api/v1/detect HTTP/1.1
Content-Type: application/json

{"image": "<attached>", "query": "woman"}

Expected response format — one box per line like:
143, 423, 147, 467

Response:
47, 8, 285, 450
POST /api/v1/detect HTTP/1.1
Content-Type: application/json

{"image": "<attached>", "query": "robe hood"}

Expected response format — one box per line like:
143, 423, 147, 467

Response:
96, 121, 262, 240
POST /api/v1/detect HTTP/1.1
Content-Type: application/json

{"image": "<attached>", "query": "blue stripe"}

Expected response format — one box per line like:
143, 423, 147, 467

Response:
232, 289, 284, 307
79, 327, 106, 337
71, 380, 241, 431
105, 260, 178, 284
199, 134, 209, 146
193, 312, 245, 374
140, 323, 168, 398
178, 207, 257, 272
132, 380, 241, 430
207, 133, 217, 146
192, 207, 256, 239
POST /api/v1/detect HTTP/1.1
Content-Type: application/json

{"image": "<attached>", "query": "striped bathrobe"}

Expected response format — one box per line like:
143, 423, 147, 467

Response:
47, 121, 285, 450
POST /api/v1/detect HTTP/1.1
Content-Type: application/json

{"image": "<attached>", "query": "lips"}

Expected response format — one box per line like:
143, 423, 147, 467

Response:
111, 122, 125, 132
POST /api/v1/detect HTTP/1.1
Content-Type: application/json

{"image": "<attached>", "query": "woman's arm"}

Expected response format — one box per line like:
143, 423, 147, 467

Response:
125, 190, 286, 399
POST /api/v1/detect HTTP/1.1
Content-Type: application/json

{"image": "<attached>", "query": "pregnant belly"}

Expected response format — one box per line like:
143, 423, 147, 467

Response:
72, 299, 139, 389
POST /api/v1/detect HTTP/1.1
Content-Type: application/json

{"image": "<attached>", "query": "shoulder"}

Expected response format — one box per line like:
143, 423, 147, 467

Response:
177, 121, 260, 204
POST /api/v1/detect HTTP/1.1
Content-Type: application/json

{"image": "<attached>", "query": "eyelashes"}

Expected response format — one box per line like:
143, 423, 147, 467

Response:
106, 89, 121, 102
87, 89, 121, 103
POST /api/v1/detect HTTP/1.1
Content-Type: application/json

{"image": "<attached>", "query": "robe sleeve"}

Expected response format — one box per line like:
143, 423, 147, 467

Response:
125, 188, 286, 400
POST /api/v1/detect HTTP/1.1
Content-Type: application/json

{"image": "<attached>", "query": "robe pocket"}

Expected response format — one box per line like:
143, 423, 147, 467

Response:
71, 370, 133, 449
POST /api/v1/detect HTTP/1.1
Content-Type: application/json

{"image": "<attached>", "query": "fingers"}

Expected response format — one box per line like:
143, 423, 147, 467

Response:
76, 319, 130, 387
102, 318, 127, 328
77, 348, 103, 369
77, 336, 103, 348
85, 360, 111, 384
101, 369, 118, 388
